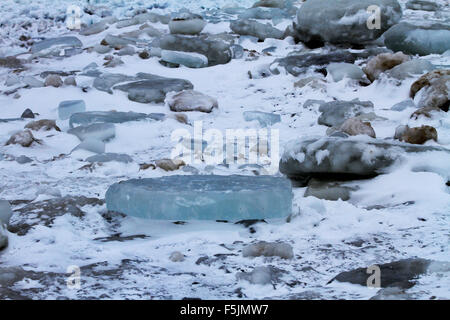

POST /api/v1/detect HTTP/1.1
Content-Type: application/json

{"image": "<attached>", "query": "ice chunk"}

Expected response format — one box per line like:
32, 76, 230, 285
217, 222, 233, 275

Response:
72, 138, 105, 154
114, 75, 194, 103
105, 175, 293, 220
318, 100, 374, 127
79, 21, 108, 36
169, 12, 206, 35
230, 19, 284, 41
92, 73, 136, 94
0, 200, 13, 226
31, 36, 83, 57
86, 153, 133, 164
243, 111, 281, 127
58, 100, 86, 120
391, 99, 416, 111
161, 50, 208, 68
102, 34, 136, 47
327, 63, 366, 82
295, 0, 402, 45
0, 224, 7, 251
23, 76, 44, 88
386, 59, 435, 80
68, 123, 115, 141
69, 111, 164, 128
406, 0, 440, 11
243, 241, 293, 259
384, 23, 450, 56
157, 34, 232, 66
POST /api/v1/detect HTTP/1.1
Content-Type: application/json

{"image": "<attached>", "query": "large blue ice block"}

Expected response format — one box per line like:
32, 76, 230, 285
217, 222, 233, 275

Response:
105, 175, 293, 220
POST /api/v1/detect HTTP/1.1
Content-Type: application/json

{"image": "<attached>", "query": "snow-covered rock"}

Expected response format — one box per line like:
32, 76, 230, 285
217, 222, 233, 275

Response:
364, 52, 410, 82
339, 118, 376, 138
243, 111, 281, 127
279, 136, 450, 180
394, 125, 438, 145
242, 241, 294, 259
5, 130, 41, 147
386, 59, 435, 80
25, 120, 61, 132
167, 90, 218, 113
410, 70, 450, 111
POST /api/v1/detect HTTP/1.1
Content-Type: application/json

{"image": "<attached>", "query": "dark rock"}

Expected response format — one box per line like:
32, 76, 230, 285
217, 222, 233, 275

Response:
20, 108, 35, 119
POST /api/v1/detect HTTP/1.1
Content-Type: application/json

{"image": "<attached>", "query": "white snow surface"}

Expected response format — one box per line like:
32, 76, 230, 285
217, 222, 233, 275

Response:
0, 0, 449, 300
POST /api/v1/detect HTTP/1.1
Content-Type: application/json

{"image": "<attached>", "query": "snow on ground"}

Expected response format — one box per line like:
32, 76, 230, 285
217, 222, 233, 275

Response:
0, 0, 449, 300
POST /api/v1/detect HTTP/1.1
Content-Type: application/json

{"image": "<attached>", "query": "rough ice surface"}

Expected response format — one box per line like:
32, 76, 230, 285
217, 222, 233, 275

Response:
243, 111, 281, 127
230, 19, 284, 41
69, 111, 165, 128
406, 0, 440, 11
106, 175, 293, 221
327, 63, 367, 82
295, 0, 402, 45
86, 153, 133, 164
161, 50, 208, 68
58, 100, 86, 120
68, 123, 116, 142
0, 200, 12, 226
384, 23, 450, 56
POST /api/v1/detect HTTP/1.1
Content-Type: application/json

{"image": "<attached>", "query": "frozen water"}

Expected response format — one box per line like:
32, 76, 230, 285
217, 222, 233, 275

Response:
114, 75, 194, 103
0, 200, 13, 226
391, 99, 416, 111
69, 111, 164, 128
230, 19, 284, 41
295, 0, 402, 45
386, 59, 435, 80
169, 12, 206, 35
318, 100, 374, 127
72, 138, 105, 154
161, 50, 208, 68
68, 123, 116, 142
0, 224, 7, 251
384, 23, 450, 56
86, 153, 133, 164
327, 63, 366, 82
406, 0, 440, 11
106, 175, 293, 220
58, 100, 86, 120
31, 36, 83, 57
23, 76, 44, 88
157, 34, 232, 66
92, 73, 136, 94
243, 111, 281, 127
